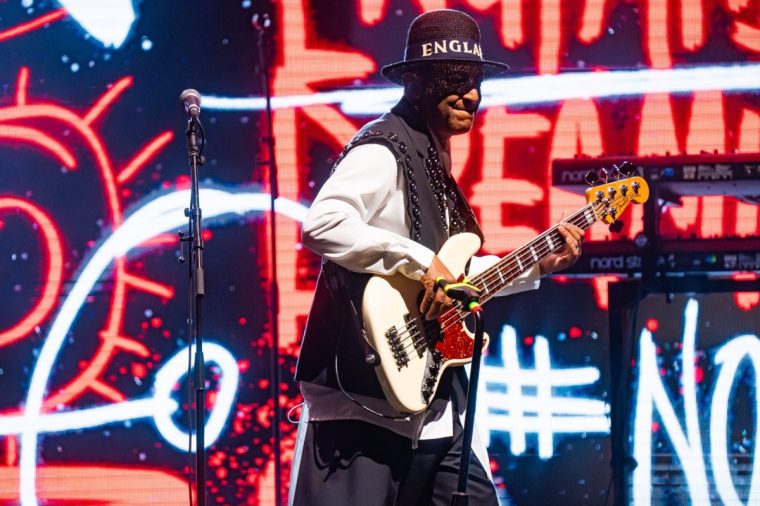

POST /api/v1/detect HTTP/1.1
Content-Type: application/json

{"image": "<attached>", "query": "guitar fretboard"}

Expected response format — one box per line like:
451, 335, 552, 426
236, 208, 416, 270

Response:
469, 203, 599, 304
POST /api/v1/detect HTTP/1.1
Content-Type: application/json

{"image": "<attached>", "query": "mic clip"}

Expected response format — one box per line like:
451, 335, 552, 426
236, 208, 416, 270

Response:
435, 277, 482, 312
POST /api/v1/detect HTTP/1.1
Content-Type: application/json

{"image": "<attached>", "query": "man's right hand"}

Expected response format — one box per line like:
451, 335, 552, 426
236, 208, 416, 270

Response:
420, 255, 456, 320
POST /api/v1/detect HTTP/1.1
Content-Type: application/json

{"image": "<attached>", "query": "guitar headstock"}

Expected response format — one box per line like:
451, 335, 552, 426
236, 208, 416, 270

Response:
584, 163, 649, 225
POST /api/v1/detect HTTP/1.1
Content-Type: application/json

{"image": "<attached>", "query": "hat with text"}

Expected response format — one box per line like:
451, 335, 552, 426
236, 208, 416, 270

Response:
381, 9, 508, 85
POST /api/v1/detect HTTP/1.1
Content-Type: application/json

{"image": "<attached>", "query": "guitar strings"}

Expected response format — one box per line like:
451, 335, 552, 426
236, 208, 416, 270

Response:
392, 190, 635, 355
394, 204, 595, 351
394, 202, 597, 354
394, 217, 589, 355
396, 189, 636, 353
393, 206, 594, 353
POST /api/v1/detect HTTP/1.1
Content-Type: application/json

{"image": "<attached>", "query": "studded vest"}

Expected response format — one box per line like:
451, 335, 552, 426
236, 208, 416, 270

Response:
295, 98, 482, 405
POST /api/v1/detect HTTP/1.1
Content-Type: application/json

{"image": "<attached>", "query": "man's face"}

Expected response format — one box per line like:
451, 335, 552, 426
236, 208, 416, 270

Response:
414, 63, 483, 140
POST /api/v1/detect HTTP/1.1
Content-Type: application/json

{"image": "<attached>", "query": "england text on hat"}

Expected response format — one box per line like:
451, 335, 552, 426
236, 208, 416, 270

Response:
420, 39, 483, 58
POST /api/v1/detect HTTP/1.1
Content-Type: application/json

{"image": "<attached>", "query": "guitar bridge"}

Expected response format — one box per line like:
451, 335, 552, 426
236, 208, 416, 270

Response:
385, 326, 409, 369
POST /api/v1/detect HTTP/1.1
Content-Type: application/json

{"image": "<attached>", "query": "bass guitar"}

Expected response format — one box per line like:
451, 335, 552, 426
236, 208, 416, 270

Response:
361, 175, 649, 414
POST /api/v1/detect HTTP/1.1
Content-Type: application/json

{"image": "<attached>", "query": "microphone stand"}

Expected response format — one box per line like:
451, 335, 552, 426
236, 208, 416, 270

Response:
253, 13, 283, 506
180, 112, 207, 506
451, 303, 485, 506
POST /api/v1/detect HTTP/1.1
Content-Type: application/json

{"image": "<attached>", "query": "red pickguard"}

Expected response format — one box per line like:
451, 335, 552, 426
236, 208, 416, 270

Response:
434, 321, 487, 362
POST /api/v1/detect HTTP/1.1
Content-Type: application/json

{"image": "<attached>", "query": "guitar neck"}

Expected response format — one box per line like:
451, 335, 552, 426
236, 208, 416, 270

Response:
470, 202, 599, 304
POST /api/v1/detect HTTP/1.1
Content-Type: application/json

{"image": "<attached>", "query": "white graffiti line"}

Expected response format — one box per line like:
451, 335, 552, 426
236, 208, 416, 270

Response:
58, 0, 137, 48
0, 342, 238, 451
204, 64, 760, 116
477, 325, 609, 459
632, 299, 760, 506
632, 300, 709, 505
19, 188, 309, 506
710, 335, 760, 505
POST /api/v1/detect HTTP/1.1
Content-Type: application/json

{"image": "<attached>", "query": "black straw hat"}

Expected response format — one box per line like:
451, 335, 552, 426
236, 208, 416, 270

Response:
381, 9, 508, 85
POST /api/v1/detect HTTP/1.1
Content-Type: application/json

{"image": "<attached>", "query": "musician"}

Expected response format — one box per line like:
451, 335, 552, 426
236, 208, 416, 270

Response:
290, 9, 584, 505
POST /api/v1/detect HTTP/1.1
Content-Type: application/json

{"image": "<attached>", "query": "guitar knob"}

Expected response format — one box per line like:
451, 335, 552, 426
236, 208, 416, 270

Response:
608, 187, 617, 198
620, 184, 628, 196
595, 190, 604, 202
632, 181, 640, 194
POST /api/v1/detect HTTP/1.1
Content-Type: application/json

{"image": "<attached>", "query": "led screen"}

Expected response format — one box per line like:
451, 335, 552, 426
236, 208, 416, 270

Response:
0, 1, 758, 504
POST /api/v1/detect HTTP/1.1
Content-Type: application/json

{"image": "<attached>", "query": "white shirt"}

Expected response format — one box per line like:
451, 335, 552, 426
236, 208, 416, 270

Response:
300, 143, 540, 442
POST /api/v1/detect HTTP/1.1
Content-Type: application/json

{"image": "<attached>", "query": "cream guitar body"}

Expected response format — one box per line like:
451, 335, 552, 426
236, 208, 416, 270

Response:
362, 232, 487, 414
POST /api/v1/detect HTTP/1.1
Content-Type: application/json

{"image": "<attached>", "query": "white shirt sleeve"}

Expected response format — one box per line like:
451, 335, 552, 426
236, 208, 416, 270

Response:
467, 255, 541, 296
302, 143, 435, 280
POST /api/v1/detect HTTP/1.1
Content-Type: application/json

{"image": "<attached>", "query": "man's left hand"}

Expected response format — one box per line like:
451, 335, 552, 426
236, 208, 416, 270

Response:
538, 223, 585, 276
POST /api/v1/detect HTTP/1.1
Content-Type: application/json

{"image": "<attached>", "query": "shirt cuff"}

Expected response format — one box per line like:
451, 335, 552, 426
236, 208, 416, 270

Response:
398, 240, 436, 280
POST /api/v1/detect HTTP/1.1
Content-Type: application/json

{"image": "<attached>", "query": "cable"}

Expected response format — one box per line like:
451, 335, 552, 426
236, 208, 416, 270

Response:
333, 332, 411, 421
286, 402, 304, 424
185, 246, 195, 506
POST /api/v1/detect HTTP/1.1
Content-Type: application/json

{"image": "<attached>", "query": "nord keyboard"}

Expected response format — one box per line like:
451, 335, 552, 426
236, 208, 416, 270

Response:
552, 153, 760, 198
563, 238, 760, 276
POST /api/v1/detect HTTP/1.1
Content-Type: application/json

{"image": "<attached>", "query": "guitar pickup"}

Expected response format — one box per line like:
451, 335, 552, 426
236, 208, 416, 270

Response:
404, 313, 442, 358
404, 314, 430, 358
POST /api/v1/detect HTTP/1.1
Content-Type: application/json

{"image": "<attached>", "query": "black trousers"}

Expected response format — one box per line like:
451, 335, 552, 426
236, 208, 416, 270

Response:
289, 414, 499, 506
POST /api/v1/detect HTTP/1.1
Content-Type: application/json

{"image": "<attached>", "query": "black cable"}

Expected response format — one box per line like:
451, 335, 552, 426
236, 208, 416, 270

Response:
186, 290, 194, 506
185, 230, 195, 506
332, 331, 412, 421
195, 116, 206, 158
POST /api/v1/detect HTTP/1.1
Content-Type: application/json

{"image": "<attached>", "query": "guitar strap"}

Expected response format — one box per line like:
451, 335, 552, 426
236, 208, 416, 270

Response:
322, 260, 416, 420
321, 260, 379, 367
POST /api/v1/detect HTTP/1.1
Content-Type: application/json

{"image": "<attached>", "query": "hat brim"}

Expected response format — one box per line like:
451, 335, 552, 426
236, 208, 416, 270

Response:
381, 58, 508, 85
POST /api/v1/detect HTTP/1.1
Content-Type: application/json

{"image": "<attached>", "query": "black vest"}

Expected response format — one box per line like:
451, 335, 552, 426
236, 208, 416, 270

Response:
295, 99, 482, 407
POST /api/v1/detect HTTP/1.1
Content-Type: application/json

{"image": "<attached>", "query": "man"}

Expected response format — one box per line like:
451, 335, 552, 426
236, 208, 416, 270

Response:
290, 9, 584, 505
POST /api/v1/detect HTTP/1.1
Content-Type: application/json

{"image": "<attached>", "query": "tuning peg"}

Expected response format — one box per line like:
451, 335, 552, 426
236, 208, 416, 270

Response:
585, 171, 599, 185
609, 220, 624, 233
618, 161, 633, 177
609, 165, 620, 180
599, 167, 608, 183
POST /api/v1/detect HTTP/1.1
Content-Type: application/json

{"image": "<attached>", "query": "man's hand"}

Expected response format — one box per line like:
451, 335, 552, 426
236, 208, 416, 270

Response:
420, 255, 456, 320
539, 223, 585, 276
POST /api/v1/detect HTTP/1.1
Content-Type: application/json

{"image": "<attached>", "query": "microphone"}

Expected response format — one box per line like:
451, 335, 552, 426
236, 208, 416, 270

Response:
180, 89, 202, 117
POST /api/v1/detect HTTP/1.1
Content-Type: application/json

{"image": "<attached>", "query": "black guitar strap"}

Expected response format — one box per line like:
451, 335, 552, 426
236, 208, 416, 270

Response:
321, 260, 415, 421
321, 260, 380, 367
